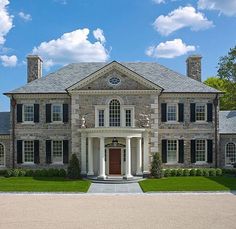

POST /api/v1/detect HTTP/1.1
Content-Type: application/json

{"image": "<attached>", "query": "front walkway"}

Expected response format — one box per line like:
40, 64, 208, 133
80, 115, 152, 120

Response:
88, 183, 143, 193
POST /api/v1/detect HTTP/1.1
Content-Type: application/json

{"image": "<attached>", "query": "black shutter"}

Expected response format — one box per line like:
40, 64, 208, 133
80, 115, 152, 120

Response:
63, 140, 69, 164
161, 139, 167, 163
178, 140, 184, 163
17, 104, 23, 123
207, 139, 213, 163
191, 140, 196, 163
161, 103, 167, 122
178, 103, 184, 122
46, 140, 52, 164
46, 104, 51, 123
63, 104, 69, 123
34, 104, 40, 123
17, 140, 23, 164
34, 140, 40, 164
207, 103, 213, 122
190, 103, 196, 122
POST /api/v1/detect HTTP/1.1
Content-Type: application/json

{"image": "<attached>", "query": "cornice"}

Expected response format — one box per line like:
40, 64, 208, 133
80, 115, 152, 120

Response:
161, 93, 217, 98
9, 93, 70, 99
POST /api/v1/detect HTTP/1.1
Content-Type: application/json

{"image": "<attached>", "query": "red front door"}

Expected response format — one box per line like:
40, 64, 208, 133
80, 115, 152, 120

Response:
109, 149, 121, 175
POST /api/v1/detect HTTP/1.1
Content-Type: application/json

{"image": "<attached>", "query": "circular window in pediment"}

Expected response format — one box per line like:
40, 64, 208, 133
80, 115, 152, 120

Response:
109, 76, 121, 86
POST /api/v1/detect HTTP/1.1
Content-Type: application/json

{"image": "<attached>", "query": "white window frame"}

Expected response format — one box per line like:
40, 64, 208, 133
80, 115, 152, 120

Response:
195, 139, 207, 163
52, 140, 63, 164
225, 142, 236, 166
167, 139, 178, 164
122, 106, 135, 127
0, 143, 5, 167
51, 104, 63, 123
195, 103, 207, 122
23, 104, 34, 123
23, 140, 34, 164
166, 103, 178, 122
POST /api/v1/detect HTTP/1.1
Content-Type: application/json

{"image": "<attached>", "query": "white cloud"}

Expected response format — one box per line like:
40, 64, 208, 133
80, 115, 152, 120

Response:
18, 11, 32, 21
0, 55, 17, 67
32, 28, 109, 68
93, 28, 106, 44
198, 0, 236, 16
145, 39, 195, 58
0, 0, 13, 45
153, 0, 165, 4
153, 6, 213, 36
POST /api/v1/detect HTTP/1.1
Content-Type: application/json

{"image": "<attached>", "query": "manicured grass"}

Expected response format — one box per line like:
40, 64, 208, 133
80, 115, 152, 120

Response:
0, 177, 91, 192
139, 176, 236, 192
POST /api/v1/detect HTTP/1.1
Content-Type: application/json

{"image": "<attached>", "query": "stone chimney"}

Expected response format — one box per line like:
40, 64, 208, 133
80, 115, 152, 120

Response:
27, 55, 43, 83
186, 55, 202, 82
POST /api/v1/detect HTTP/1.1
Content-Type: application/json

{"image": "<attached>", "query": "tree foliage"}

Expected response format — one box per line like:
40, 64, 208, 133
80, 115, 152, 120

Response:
151, 153, 163, 179
67, 154, 81, 179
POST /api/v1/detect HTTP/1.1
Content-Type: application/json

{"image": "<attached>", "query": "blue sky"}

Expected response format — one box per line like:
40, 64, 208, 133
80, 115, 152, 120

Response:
0, 0, 236, 111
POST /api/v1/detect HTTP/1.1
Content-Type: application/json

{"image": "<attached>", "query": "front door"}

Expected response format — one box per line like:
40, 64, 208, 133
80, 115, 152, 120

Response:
109, 149, 121, 175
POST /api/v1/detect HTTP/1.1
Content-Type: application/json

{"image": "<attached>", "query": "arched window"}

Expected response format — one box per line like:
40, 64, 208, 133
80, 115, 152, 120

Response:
109, 99, 120, 126
226, 142, 236, 165
0, 143, 5, 166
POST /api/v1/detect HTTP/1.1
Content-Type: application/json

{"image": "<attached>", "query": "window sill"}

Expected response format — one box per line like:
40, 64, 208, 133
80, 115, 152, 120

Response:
194, 162, 208, 165
165, 162, 179, 165
51, 162, 64, 165
195, 121, 207, 123
22, 162, 35, 165
166, 121, 179, 124
49, 122, 64, 124
21, 122, 35, 125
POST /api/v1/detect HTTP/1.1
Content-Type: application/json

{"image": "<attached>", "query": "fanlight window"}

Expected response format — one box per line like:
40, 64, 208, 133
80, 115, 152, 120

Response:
109, 99, 120, 126
226, 142, 236, 165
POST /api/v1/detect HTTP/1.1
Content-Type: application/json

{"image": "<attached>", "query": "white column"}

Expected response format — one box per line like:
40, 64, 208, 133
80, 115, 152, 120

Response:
80, 133, 87, 175
87, 137, 94, 176
98, 137, 106, 179
143, 131, 150, 176
136, 137, 143, 175
124, 137, 133, 179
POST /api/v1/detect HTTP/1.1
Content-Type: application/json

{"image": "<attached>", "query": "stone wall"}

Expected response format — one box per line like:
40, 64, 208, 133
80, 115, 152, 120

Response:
0, 135, 10, 168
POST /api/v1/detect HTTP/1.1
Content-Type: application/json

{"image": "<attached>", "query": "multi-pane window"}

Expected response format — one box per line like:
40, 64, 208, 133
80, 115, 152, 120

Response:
23, 104, 34, 122
196, 104, 206, 121
98, 110, 105, 127
0, 143, 4, 166
196, 140, 206, 162
125, 109, 132, 127
167, 104, 177, 121
226, 143, 236, 165
24, 141, 34, 163
109, 99, 120, 127
52, 141, 63, 163
52, 104, 62, 122
167, 140, 177, 163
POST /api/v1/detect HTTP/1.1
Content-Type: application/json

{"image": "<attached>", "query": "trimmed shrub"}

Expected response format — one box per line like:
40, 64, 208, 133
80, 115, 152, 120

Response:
203, 169, 209, 177
177, 169, 183, 176
190, 169, 196, 176
171, 169, 177, 177
209, 168, 216, 176
183, 169, 190, 176
58, 169, 66, 177
67, 154, 81, 179
18, 169, 26, 177
47, 168, 56, 177
0, 170, 7, 176
222, 168, 236, 176
25, 169, 34, 177
164, 169, 171, 177
4, 169, 12, 178
151, 153, 163, 178
196, 169, 204, 176
12, 169, 20, 177
216, 168, 222, 176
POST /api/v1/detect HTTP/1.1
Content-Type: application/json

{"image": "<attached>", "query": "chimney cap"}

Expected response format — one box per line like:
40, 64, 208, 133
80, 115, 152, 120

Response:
186, 55, 202, 62
27, 55, 43, 62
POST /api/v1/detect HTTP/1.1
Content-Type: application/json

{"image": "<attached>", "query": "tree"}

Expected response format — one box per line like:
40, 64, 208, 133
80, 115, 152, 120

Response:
204, 77, 236, 110
67, 154, 81, 179
151, 153, 163, 179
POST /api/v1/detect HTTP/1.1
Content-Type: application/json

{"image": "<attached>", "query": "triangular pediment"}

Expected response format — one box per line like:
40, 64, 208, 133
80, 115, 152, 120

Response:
67, 61, 163, 92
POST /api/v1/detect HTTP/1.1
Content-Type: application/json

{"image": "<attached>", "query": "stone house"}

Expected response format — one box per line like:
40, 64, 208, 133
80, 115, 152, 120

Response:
0, 55, 235, 179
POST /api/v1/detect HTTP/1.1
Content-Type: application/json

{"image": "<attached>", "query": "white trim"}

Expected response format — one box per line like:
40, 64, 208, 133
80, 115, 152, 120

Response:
69, 90, 160, 95
51, 104, 63, 123
167, 139, 179, 164
195, 139, 208, 163
0, 142, 6, 167
22, 104, 34, 124
195, 103, 207, 122
166, 103, 178, 122
23, 140, 34, 164
225, 142, 236, 166
51, 140, 63, 164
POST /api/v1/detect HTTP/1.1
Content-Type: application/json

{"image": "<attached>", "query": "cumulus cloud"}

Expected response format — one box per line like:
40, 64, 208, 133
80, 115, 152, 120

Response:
198, 0, 236, 16
32, 28, 109, 68
145, 39, 195, 58
153, 0, 165, 4
0, 55, 17, 67
0, 0, 14, 45
18, 11, 32, 21
153, 6, 213, 36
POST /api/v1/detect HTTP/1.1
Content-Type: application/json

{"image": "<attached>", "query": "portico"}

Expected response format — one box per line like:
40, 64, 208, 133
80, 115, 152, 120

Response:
80, 128, 150, 179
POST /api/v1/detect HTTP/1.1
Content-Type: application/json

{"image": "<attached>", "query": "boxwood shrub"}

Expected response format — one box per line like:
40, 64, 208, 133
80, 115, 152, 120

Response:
164, 169, 171, 177
196, 169, 204, 176
183, 169, 190, 176
203, 169, 209, 177
190, 169, 197, 176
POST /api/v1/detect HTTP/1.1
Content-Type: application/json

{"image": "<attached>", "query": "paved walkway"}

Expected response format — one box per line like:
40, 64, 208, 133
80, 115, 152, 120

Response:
88, 183, 143, 193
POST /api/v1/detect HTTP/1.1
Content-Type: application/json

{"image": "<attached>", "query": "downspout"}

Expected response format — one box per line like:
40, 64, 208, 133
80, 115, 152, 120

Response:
213, 94, 219, 168
11, 95, 16, 169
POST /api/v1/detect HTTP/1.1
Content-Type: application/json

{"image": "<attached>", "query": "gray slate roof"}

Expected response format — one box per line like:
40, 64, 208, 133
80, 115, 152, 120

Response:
0, 112, 10, 135
219, 110, 236, 134
6, 62, 220, 94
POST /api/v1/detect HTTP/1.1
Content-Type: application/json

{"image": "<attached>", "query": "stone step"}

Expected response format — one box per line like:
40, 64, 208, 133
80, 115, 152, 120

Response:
86, 176, 144, 184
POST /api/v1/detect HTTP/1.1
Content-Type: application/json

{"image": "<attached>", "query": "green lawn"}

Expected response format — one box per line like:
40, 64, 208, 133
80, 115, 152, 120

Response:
139, 176, 236, 192
0, 177, 91, 192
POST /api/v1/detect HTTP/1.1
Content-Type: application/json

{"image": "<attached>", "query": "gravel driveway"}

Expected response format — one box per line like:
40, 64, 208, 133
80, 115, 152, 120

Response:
0, 193, 235, 229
